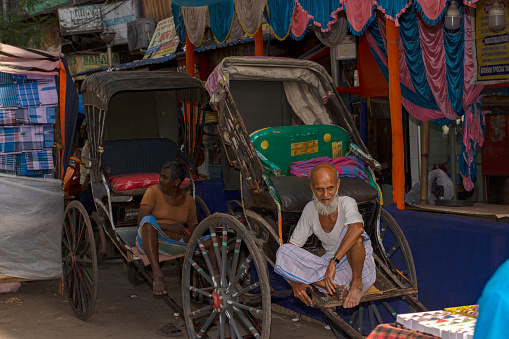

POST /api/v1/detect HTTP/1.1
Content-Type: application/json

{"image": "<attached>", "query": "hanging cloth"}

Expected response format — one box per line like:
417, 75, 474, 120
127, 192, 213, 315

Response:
172, 4, 187, 42
283, 82, 333, 125
208, 0, 235, 43
235, 0, 265, 35
182, 6, 208, 46
343, 0, 376, 36
313, 12, 348, 47
265, 0, 295, 40
228, 10, 246, 41
296, 0, 343, 31
290, 3, 310, 40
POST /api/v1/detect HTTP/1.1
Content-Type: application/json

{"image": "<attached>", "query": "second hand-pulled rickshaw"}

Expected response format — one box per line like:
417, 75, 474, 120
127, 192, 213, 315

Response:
177, 57, 427, 338
61, 71, 212, 322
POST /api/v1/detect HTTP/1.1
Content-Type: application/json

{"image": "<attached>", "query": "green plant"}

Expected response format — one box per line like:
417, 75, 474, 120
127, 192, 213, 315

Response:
0, 0, 59, 49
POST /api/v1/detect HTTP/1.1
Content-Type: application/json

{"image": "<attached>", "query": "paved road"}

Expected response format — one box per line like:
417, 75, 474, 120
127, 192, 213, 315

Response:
0, 259, 335, 338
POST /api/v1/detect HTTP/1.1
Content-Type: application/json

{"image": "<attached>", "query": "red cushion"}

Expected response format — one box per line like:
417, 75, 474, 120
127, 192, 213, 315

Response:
109, 173, 190, 192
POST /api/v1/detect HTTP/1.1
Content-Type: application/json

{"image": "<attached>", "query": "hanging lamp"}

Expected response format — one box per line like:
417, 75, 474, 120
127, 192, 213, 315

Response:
489, 1, 506, 32
444, 1, 462, 30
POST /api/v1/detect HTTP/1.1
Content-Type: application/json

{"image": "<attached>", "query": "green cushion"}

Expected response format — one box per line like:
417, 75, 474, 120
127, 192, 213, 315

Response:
251, 125, 351, 176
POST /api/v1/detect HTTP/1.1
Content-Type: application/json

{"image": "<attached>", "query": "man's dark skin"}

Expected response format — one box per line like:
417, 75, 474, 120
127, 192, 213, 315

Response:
289, 164, 366, 308
137, 167, 219, 295
137, 167, 197, 295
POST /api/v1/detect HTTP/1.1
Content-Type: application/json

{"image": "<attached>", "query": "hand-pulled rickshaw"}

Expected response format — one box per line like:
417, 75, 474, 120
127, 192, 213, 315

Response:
61, 71, 211, 321
175, 57, 427, 338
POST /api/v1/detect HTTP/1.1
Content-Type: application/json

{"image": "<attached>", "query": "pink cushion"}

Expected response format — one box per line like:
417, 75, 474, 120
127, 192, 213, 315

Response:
109, 173, 191, 193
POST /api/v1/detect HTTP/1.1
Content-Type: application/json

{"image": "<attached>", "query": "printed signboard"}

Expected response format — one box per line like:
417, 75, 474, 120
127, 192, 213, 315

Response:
67, 53, 120, 80
103, 0, 142, 46
58, 5, 103, 35
143, 17, 179, 59
473, 0, 509, 84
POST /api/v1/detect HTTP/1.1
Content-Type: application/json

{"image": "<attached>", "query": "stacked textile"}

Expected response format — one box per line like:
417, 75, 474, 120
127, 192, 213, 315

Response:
0, 72, 57, 178
289, 155, 369, 180
397, 310, 476, 339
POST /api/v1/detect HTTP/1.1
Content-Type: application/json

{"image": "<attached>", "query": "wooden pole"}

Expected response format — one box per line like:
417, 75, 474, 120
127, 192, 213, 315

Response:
255, 25, 263, 56
420, 121, 430, 204
185, 33, 195, 157
386, 19, 405, 210
185, 32, 194, 77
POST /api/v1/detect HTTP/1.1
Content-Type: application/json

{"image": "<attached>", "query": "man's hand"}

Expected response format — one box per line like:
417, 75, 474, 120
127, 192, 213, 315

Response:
290, 280, 313, 306
324, 261, 338, 295
168, 223, 186, 235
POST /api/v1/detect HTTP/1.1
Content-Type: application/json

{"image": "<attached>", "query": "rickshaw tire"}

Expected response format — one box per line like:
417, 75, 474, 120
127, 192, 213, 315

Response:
62, 200, 98, 321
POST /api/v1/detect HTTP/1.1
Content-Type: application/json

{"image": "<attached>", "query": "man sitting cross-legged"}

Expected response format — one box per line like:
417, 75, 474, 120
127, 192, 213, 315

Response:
275, 163, 376, 308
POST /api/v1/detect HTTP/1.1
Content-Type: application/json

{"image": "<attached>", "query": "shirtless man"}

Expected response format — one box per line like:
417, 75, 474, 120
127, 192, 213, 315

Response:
275, 163, 376, 308
137, 160, 198, 295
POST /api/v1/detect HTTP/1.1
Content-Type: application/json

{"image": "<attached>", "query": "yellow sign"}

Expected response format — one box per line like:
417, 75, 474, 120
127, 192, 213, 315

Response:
332, 141, 343, 158
68, 53, 120, 80
291, 140, 319, 156
474, 1, 509, 84
143, 17, 179, 59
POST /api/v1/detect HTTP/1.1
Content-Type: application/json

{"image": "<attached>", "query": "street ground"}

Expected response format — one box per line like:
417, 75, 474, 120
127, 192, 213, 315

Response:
0, 259, 335, 339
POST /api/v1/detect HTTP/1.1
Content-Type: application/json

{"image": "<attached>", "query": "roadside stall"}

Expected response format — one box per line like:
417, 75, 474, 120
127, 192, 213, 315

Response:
0, 43, 79, 291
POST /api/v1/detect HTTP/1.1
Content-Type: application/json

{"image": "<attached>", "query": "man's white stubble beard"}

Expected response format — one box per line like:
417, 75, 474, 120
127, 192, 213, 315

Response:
313, 191, 339, 216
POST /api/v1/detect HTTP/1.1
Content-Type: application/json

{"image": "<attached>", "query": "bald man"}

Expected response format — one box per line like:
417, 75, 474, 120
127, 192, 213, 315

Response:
275, 163, 376, 308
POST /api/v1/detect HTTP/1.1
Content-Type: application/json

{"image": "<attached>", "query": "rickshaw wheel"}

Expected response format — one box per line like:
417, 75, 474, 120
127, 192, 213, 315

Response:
326, 209, 419, 338
178, 196, 211, 304
195, 195, 211, 222
61, 201, 98, 321
379, 209, 417, 286
182, 213, 271, 339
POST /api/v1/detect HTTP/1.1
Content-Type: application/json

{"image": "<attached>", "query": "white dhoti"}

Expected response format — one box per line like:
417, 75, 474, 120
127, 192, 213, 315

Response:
274, 234, 376, 293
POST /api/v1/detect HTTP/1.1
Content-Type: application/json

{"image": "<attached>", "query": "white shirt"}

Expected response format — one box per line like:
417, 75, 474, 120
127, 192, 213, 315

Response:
289, 196, 364, 256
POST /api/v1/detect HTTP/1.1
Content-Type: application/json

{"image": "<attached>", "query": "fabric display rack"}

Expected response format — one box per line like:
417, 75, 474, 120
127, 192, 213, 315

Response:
0, 72, 58, 177
0, 44, 78, 295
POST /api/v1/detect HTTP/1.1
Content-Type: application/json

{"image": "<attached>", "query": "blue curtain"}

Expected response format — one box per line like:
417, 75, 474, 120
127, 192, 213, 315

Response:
443, 1, 465, 116
265, 0, 295, 40
172, 4, 187, 42
208, 0, 235, 43
296, 0, 343, 28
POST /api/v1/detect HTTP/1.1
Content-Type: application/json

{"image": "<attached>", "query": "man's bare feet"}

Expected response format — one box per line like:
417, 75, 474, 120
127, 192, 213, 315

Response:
335, 285, 347, 300
343, 283, 363, 308
153, 275, 167, 295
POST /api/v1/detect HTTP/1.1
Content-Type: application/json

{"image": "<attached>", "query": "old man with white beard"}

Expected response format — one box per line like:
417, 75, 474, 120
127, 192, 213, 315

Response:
275, 163, 375, 308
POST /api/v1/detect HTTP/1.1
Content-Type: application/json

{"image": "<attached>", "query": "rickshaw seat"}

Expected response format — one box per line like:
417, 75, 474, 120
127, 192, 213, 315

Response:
103, 138, 186, 177
271, 175, 378, 212
250, 125, 378, 211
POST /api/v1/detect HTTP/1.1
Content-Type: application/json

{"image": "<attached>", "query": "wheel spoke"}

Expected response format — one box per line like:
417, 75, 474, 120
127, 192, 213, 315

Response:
75, 258, 93, 265
348, 307, 359, 326
209, 226, 223, 276
229, 238, 242, 282
188, 285, 213, 298
62, 236, 72, 252
357, 304, 363, 333
76, 217, 87, 252
196, 310, 218, 338
78, 241, 91, 258
232, 306, 261, 338
225, 309, 242, 339
386, 243, 400, 258
368, 301, 376, 332
63, 221, 72, 251
380, 223, 387, 242
231, 281, 260, 298
197, 239, 219, 287
227, 300, 263, 316
190, 305, 213, 318
369, 301, 384, 324
228, 254, 252, 288
217, 313, 226, 339
382, 301, 397, 320
221, 227, 228, 287
190, 259, 213, 286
